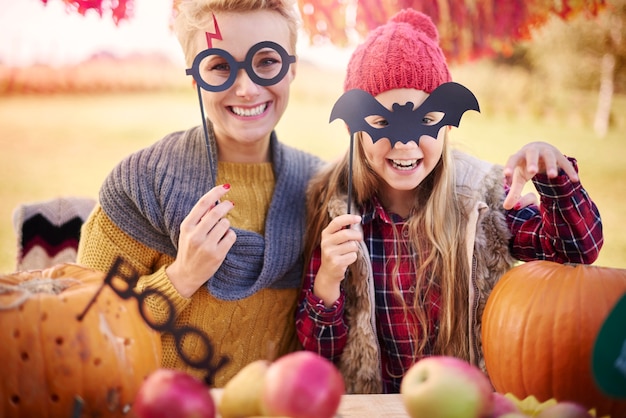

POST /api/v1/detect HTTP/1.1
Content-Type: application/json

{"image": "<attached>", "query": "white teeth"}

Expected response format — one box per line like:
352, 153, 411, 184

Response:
391, 159, 418, 170
231, 103, 267, 117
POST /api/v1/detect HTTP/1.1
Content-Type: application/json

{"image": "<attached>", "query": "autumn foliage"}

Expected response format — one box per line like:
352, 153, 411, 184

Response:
41, 0, 605, 62
298, 0, 605, 61
40, 0, 133, 25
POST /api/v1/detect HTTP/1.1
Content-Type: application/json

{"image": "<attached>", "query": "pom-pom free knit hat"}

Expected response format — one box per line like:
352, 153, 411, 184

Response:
344, 8, 451, 96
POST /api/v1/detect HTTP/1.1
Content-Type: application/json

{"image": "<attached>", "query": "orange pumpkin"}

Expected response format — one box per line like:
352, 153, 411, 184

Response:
482, 260, 626, 418
0, 263, 162, 418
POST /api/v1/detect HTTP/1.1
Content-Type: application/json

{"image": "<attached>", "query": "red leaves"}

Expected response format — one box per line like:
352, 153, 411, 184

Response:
110, 0, 131, 25
299, 0, 606, 62
42, 0, 132, 25
298, 0, 351, 45
39, 0, 605, 61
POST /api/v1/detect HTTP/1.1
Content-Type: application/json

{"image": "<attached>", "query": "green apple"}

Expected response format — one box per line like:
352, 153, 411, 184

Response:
400, 356, 494, 418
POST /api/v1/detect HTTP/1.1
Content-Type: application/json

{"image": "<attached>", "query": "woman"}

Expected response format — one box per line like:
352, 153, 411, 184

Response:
78, 0, 322, 386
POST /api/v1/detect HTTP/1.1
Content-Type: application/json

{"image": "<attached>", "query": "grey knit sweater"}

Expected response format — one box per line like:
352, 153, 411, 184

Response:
99, 124, 323, 300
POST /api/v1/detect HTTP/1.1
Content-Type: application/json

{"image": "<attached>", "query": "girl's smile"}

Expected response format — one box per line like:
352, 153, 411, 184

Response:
389, 157, 421, 171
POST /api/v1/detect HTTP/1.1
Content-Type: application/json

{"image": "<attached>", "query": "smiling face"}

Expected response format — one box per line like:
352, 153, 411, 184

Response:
360, 88, 445, 213
193, 10, 296, 162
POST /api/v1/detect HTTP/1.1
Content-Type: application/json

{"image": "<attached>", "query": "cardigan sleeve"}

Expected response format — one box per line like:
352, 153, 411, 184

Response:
77, 205, 193, 319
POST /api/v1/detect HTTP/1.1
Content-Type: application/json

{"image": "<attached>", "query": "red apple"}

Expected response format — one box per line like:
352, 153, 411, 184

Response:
133, 368, 215, 418
535, 401, 593, 418
261, 351, 345, 418
400, 356, 494, 418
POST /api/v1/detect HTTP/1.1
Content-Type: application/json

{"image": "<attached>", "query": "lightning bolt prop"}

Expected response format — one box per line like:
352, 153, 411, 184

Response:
205, 14, 222, 48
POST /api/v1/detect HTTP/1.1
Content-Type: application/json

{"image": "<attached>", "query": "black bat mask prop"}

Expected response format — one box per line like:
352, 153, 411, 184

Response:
329, 81, 480, 146
329, 82, 480, 214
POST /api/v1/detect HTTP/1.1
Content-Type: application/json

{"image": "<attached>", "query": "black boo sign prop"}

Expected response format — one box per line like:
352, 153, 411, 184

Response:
77, 255, 229, 386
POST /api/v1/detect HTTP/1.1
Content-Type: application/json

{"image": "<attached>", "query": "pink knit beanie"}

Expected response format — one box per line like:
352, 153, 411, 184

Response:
344, 8, 451, 96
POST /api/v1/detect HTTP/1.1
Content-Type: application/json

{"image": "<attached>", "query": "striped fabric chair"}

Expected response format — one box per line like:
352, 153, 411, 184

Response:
12, 196, 96, 271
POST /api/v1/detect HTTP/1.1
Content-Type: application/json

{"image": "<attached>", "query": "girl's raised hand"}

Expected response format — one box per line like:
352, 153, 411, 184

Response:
166, 184, 237, 297
503, 141, 579, 210
313, 214, 362, 308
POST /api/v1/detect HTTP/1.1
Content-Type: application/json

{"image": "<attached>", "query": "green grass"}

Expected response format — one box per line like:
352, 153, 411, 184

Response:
1, 63, 624, 273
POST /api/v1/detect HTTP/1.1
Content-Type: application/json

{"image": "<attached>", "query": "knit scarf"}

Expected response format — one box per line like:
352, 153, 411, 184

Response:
99, 124, 321, 300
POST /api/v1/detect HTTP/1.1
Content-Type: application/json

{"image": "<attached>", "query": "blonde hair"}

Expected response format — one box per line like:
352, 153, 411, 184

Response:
304, 132, 471, 364
174, 0, 300, 67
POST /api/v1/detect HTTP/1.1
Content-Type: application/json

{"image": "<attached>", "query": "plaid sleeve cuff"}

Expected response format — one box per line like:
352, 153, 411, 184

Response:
533, 156, 580, 200
304, 290, 345, 325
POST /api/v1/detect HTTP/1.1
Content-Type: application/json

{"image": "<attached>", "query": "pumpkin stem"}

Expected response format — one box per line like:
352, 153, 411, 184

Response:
0, 278, 79, 310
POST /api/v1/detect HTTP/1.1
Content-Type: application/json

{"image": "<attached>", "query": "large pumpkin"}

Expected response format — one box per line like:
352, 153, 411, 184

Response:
0, 263, 162, 418
481, 260, 626, 418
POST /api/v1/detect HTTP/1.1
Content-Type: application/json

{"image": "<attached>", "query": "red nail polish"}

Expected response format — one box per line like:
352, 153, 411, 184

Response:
223, 183, 230, 190
514, 202, 521, 210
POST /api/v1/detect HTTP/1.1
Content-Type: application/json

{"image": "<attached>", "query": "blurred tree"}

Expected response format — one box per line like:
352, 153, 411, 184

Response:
593, 0, 624, 136
522, 0, 625, 136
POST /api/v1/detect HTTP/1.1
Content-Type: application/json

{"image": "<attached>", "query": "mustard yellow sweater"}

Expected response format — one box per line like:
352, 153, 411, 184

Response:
77, 162, 300, 386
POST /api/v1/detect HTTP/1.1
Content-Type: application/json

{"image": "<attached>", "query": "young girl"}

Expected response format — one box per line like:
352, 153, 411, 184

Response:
295, 8, 603, 394
77, 0, 322, 386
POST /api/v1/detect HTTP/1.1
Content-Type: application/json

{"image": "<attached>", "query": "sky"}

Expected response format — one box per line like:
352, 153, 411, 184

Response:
0, 0, 351, 69
0, 0, 184, 67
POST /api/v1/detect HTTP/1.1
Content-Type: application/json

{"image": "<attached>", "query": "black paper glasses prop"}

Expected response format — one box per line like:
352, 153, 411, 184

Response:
329, 82, 480, 214
186, 41, 296, 186
77, 256, 229, 386
186, 41, 296, 93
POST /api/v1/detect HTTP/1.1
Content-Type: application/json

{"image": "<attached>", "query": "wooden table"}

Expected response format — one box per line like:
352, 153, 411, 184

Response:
335, 394, 409, 417
212, 390, 410, 417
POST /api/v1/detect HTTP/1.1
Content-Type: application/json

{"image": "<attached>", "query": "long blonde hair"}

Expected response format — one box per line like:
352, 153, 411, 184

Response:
304, 131, 471, 362
173, 0, 300, 67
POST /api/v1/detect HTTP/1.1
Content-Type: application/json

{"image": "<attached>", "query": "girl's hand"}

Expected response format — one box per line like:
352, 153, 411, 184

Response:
503, 141, 579, 210
313, 214, 362, 308
166, 184, 236, 297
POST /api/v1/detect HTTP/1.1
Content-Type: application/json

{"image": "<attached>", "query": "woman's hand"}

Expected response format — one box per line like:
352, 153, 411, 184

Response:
313, 214, 362, 308
166, 184, 236, 298
503, 141, 579, 210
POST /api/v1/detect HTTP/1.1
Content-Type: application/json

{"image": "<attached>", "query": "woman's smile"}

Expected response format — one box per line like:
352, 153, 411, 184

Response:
229, 102, 270, 118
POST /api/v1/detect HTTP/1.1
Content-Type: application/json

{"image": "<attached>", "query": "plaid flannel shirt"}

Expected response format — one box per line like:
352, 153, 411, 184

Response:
296, 158, 603, 393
